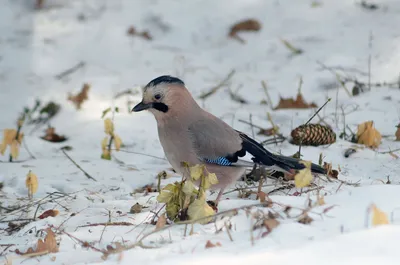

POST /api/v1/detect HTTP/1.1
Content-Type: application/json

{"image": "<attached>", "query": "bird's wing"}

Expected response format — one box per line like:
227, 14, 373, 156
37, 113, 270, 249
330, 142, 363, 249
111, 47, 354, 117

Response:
187, 114, 248, 167
187, 113, 325, 174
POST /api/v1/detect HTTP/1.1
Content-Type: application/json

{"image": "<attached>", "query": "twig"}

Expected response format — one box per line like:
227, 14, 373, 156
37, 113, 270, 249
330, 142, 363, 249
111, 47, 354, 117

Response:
378, 148, 400, 154
368, 31, 373, 91
261, 81, 273, 107
61, 149, 97, 181
114, 149, 166, 160
57, 228, 107, 254
298, 98, 331, 157
55, 61, 86, 80
77, 222, 133, 228
305, 98, 331, 125
22, 137, 36, 159
228, 85, 248, 104
249, 114, 255, 139
238, 119, 265, 130
199, 70, 236, 99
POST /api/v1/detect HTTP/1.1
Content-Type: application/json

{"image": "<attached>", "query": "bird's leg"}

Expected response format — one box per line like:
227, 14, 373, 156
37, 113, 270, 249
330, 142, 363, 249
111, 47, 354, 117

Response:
214, 188, 225, 205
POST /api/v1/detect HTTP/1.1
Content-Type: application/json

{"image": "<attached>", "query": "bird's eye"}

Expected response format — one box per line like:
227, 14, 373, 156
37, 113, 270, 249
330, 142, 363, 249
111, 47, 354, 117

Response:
154, 94, 161, 100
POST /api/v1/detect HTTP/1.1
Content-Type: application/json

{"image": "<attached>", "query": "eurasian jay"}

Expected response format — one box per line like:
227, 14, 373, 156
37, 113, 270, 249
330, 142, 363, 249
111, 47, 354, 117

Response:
132, 76, 326, 203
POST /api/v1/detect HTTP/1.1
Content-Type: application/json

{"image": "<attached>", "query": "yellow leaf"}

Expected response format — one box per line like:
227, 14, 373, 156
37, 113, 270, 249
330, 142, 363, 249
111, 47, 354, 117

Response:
0, 143, 6, 155
356, 121, 381, 148
114, 135, 122, 151
294, 161, 313, 188
26, 171, 38, 198
3, 129, 17, 146
371, 204, 389, 226
189, 164, 204, 181
207, 172, 219, 185
10, 140, 19, 160
157, 189, 175, 203
104, 118, 114, 135
317, 194, 325, 206
182, 180, 196, 195
101, 149, 111, 160
101, 137, 108, 150
187, 198, 215, 224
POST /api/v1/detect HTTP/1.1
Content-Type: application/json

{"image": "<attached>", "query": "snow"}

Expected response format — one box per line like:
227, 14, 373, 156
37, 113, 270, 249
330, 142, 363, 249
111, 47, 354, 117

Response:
1, 0, 400, 264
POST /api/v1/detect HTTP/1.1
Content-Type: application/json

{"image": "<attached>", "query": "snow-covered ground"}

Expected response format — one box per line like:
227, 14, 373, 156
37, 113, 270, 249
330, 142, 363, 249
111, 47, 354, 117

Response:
1, 0, 400, 264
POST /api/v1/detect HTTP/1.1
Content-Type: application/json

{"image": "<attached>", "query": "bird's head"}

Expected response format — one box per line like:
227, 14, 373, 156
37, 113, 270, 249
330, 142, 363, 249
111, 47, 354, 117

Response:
132, 75, 197, 122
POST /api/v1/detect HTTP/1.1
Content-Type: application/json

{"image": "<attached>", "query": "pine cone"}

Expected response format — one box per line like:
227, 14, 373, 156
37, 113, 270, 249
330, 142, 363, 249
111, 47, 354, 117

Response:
291, 124, 336, 146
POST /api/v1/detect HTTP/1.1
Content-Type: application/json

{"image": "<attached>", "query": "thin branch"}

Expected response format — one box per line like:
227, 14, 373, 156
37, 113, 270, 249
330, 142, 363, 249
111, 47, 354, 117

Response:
61, 149, 97, 181
199, 70, 236, 99
55, 61, 86, 80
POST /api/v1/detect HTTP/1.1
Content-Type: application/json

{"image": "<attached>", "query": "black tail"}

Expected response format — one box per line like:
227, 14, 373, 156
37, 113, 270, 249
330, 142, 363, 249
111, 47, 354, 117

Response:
237, 132, 326, 175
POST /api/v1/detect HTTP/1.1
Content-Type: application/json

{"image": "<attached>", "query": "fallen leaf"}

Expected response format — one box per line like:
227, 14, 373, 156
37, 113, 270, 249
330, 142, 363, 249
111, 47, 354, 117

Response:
371, 204, 389, 226
356, 121, 381, 148
294, 161, 313, 188
38, 209, 59, 219
130, 203, 142, 214
262, 218, 280, 237
155, 213, 167, 230
203, 172, 219, 189
228, 19, 261, 43
41, 127, 67, 143
257, 127, 277, 136
68, 83, 90, 110
258, 191, 266, 203
274, 93, 317, 109
26, 171, 38, 199
395, 124, 400, 141
1, 129, 24, 156
298, 214, 313, 224
323, 162, 339, 179
205, 240, 222, 249
127, 26, 152, 40
16, 228, 58, 255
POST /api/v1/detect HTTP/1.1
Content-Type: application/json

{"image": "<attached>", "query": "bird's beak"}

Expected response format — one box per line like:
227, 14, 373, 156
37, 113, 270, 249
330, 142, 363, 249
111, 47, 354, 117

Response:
132, 101, 152, 112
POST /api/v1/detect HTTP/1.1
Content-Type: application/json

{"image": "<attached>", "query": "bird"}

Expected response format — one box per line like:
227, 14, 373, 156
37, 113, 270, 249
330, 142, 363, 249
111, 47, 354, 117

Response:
132, 75, 326, 203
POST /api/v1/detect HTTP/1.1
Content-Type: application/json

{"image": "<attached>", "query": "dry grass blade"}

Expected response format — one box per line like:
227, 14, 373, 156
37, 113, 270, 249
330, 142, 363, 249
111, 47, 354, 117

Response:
199, 70, 236, 99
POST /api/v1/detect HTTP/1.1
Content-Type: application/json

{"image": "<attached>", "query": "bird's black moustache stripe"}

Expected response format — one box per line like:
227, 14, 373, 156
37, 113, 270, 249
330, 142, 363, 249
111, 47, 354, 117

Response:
152, 102, 169, 113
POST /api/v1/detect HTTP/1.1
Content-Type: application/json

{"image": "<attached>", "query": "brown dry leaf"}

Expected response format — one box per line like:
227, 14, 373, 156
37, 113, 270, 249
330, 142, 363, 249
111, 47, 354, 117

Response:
395, 124, 400, 141
258, 191, 266, 203
130, 203, 143, 214
262, 218, 280, 237
257, 127, 277, 136
298, 214, 313, 224
323, 162, 339, 179
35, 0, 45, 9
127, 26, 152, 40
389, 152, 399, 159
274, 93, 317, 110
1, 129, 24, 155
356, 121, 381, 148
155, 213, 167, 230
68, 83, 90, 110
228, 19, 261, 43
371, 204, 389, 226
16, 228, 58, 255
38, 209, 59, 219
205, 240, 222, 249
41, 127, 67, 143
26, 171, 38, 199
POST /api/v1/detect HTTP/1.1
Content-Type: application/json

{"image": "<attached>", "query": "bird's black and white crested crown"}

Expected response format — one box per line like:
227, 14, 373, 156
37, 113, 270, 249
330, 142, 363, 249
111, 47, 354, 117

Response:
146, 75, 185, 88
